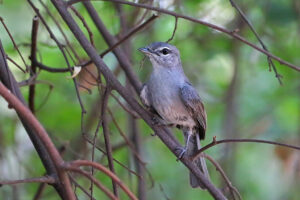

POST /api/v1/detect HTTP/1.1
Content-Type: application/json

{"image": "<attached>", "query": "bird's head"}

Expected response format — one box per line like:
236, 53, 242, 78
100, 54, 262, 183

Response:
138, 42, 181, 69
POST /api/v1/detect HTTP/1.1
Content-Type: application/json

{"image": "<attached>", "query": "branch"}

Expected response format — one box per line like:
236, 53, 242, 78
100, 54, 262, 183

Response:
82, 1, 143, 93
65, 160, 138, 200
229, 0, 282, 84
166, 17, 178, 43
78, 0, 300, 73
99, 14, 158, 58
6, 55, 26, 73
29, 16, 40, 113
69, 176, 96, 200
37, 0, 80, 61
204, 154, 242, 200
49, 1, 226, 198
100, 87, 119, 197
0, 17, 28, 72
107, 108, 146, 164
0, 176, 55, 186
65, 166, 117, 200
0, 39, 72, 199
83, 134, 141, 178
193, 136, 300, 160
0, 81, 75, 199
70, 5, 95, 46
28, 0, 87, 118
34, 14, 157, 75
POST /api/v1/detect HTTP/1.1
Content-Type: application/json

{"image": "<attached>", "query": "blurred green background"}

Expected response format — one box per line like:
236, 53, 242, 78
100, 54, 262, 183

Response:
0, 0, 300, 199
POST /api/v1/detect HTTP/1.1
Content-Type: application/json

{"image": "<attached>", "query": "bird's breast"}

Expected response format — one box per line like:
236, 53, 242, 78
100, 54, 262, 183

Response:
148, 70, 195, 127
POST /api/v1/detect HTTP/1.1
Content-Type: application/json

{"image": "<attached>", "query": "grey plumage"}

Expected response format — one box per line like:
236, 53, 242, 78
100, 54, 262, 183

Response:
139, 42, 210, 189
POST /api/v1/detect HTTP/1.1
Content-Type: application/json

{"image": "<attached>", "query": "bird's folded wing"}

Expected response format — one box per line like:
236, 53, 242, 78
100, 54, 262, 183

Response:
140, 84, 151, 107
180, 82, 207, 139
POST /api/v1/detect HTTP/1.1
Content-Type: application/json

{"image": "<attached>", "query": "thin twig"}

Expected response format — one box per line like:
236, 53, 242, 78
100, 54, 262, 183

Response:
166, 17, 178, 43
28, 0, 87, 131
204, 154, 242, 200
6, 55, 26, 73
0, 17, 29, 72
100, 14, 158, 57
111, 93, 139, 118
78, 83, 92, 94
69, 176, 96, 200
0, 176, 55, 186
65, 160, 138, 200
193, 136, 300, 160
133, 0, 154, 26
70, 5, 95, 46
73, 0, 300, 73
159, 184, 171, 200
229, 0, 282, 85
79, 14, 158, 68
38, 0, 80, 61
65, 166, 118, 200
82, 1, 143, 93
101, 87, 119, 197
83, 134, 141, 178
35, 82, 54, 112
90, 111, 102, 198
33, 183, 47, 200
107, 108, 146, 165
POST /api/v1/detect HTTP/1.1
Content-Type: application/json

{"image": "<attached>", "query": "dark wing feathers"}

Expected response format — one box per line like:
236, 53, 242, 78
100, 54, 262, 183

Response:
180, 82, 207, 139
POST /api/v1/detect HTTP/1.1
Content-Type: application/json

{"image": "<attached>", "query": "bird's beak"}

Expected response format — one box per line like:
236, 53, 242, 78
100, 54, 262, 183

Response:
138, 47, 152, 55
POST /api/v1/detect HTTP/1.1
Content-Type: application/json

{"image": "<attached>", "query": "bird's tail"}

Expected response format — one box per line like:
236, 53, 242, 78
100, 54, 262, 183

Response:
185, 131, 210, 189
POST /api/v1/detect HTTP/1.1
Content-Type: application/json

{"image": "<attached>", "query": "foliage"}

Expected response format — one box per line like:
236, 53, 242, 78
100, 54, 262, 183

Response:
0, 0, 299, 199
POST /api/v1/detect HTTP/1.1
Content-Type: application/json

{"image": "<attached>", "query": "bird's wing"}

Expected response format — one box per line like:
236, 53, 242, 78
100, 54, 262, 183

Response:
140, 83, 164, 119
180, 82, 207, 139
140, 84, 151, 107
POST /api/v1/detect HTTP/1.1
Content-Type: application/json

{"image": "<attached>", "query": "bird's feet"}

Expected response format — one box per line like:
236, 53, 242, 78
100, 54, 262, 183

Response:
152, 116, 165, 126
175, 146, 188, 161
152, 116, 175, 128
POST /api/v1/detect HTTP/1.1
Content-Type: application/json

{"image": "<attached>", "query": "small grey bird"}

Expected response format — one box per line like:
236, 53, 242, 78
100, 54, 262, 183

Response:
138, 42, 210, 188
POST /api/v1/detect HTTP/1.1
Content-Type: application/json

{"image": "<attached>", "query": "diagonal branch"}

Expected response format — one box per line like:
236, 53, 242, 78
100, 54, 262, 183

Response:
0, 81, 75, 199
229, 0, 282, 84
0, 39, 73, 199
49, 0, 226, 198
74, 0, 300, 73
204, 154, 242, 200
0, 17, 28, 72
65, 160, 138, 200
65, 166, 117, 200
82, 1, 143, 93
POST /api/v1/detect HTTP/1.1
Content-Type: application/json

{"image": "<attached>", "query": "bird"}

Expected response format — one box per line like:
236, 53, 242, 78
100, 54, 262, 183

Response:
138, 42, 210, 188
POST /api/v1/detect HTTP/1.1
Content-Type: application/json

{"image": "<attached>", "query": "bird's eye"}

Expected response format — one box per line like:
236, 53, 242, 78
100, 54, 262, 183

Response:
160, 48, 170, 55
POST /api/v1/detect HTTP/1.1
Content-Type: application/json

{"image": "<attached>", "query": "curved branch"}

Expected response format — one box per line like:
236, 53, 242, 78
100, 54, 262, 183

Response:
79, 0, 300, 73
0, 82, 75, 199
65, 166, 118, 200
193, 136, 300, 160
49, 1, 226, 198
65, 160, 138, 200
204, 154, 242, 200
